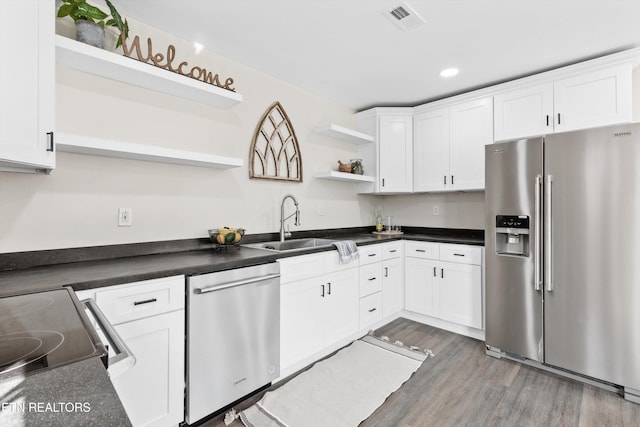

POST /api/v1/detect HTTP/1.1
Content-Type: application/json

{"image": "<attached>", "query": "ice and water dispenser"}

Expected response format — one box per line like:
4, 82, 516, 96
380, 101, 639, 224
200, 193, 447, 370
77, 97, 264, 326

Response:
495, 215, 529, 256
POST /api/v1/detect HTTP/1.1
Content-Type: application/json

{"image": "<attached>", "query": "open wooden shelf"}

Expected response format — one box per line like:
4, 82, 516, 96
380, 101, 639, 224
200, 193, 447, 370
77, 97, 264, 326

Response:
56, 133, 243, 169
55, 35, 242, 109
314, 124, 373, 145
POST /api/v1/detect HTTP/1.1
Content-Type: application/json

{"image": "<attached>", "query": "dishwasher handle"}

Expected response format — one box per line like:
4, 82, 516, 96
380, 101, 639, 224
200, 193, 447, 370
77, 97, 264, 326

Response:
194, 273, 281, 294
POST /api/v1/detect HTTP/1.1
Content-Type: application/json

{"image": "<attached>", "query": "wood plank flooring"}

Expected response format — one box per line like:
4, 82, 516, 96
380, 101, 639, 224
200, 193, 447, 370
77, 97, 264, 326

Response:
202, 318, 640, 427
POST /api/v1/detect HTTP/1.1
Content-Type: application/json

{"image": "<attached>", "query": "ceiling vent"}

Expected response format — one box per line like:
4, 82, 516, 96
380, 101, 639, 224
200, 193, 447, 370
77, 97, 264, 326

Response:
384, 2, 426, 31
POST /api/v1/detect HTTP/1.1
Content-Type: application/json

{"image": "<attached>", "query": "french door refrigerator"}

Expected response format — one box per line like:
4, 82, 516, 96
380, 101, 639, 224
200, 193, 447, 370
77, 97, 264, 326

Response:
485, 123, 640, 403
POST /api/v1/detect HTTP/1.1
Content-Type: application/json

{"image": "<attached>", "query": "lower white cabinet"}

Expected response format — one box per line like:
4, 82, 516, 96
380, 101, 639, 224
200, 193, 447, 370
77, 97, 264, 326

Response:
280, 257, 359, 370
76, 275, 185, 427
111, 310, 184, 427
405, 243, 483, 329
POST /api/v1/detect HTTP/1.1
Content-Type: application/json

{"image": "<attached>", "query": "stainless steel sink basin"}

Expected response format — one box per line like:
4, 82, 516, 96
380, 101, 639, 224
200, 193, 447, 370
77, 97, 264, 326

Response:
243, 238, 336, 252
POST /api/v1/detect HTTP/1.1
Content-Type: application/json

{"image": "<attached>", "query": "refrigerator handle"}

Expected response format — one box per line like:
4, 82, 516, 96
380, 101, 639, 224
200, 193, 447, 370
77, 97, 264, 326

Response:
545, 174, 554, 292
534, 174, 542, 291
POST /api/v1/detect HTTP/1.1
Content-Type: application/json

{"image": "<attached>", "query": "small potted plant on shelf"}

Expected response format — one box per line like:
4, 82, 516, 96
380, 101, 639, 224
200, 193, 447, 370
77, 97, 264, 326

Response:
57, 0, 129, 49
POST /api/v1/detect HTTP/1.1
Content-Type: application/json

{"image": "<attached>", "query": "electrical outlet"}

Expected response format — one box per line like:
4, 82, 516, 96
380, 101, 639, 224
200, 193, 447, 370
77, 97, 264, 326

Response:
433, 206, 440, 216
118, 208, 133, 227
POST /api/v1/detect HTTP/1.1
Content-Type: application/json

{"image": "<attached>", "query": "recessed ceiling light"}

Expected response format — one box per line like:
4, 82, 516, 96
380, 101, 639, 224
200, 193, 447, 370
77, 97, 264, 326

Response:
440, 68, 459, 78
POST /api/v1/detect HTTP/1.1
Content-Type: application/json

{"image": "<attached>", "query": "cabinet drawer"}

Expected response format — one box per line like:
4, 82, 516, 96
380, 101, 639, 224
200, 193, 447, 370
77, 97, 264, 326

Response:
359, 292, 383, 329
278, 253, 326, 283
95, 276, 185, 325
359, 263, 383, 297
359, 244, 382, 265
381, 241, 404, 260
439, 244, 482, 265
405, 241, 439, 260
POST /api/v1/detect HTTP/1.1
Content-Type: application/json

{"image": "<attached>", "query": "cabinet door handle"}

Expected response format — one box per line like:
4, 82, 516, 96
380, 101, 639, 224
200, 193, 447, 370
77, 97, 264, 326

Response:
382, 178, 385, 187
441, 268, 444, 279
384, 267, 388, 277
368, 307, 377, 313
546, 115, 550, 126
433, 267, 436, 277
133, 298, 157, 306
46, 131, 55, 152
327, 282, 331, 295
444, 175, 447, 185
368, 277, 377, 281
321, 284, 325, 298
557, 113, 561, 125
451, 175, 454, 185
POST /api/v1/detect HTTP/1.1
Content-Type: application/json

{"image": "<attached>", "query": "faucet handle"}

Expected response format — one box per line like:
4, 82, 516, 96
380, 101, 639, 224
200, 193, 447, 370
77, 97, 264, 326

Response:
284, 224, 292, 239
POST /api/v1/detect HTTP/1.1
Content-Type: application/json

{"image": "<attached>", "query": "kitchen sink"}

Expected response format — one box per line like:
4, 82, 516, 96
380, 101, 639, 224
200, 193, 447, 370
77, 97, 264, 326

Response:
243, 238, 336, 252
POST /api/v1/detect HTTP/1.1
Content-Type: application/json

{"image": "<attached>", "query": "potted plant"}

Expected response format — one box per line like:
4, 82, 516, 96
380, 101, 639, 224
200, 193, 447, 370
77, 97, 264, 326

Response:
57, 0, 129, 49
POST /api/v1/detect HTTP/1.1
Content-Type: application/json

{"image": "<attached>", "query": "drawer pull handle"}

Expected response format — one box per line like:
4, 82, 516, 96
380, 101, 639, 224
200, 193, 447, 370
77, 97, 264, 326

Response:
415, 249, 426, 253
453, 253, 465, 257
368, 277, 377, 281
368, 308, 377, 313
368, 253, 377, 257
389, 249, 397, 253
133, 298, 157, 306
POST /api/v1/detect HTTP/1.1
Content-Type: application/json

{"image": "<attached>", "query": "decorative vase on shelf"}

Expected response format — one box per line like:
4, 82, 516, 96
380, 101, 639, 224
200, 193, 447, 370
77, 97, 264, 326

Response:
74, 19, 105, 48
350, 159, 363, 175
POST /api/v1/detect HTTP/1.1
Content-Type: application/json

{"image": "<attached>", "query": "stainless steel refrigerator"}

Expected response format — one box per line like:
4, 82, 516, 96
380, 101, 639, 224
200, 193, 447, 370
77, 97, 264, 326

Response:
485, 123, 640, 403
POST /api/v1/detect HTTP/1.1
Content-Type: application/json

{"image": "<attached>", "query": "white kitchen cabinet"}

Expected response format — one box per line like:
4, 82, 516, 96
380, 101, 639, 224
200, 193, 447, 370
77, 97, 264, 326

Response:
279, 254, 359, 370
78, 276, 185, 427
404, 256, 439, 317
493, 83, 554, 141
111, 310, 184, 427
382, 256, 404, 318
0, 0, 55, 172
355, 108, 413, 193
413, 108, 449, 192
554, 64, 632, 133
413, 97, 492, 192
358, 242, 404, 329
404, 242, 483, 330
494, 64, 633, 141
438, 261, 482, 328
320, 268, 360, 345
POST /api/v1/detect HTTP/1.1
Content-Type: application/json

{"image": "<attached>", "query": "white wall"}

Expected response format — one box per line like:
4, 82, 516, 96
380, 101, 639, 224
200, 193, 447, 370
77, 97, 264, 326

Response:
381, 192, 485, 230
0, 19, 379, 253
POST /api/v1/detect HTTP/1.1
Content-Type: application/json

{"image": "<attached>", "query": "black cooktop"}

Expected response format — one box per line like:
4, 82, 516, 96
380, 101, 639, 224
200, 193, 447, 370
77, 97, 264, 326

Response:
0, 287, 107, 381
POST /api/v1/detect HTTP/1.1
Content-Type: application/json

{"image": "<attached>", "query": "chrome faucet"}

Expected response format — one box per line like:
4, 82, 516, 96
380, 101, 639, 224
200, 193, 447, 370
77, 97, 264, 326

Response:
280, 194, 301, 241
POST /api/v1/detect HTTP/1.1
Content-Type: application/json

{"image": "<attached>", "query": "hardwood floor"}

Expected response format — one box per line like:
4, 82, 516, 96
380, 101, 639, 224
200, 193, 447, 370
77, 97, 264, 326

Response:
202, 318, 640, 427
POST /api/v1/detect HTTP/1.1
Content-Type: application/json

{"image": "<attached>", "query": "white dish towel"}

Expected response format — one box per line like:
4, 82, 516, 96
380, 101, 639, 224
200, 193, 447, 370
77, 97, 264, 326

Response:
331, 240, 359, 264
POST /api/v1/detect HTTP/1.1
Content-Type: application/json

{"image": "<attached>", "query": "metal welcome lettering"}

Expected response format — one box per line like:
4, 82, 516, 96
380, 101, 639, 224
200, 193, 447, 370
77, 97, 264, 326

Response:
121, 35, 236, 92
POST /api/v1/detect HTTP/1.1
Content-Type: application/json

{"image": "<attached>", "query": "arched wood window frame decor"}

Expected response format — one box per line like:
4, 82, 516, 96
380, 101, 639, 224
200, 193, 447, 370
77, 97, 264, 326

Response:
249, 101, 303, 182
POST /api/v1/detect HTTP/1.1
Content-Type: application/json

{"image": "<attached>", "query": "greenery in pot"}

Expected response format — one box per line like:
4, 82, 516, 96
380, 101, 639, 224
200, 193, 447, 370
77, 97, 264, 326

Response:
57, 0, 129, 48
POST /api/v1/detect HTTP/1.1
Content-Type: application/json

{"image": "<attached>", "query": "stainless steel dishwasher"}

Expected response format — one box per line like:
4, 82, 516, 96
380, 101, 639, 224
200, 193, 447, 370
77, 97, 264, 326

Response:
186, 263, 280, 424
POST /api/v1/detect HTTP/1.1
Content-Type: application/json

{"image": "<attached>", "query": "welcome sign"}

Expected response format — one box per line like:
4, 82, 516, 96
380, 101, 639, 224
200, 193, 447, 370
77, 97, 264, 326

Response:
121, 35, 236, 92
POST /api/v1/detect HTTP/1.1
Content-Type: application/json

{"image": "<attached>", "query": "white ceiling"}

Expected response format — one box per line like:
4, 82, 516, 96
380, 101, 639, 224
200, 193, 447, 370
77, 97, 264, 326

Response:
110, 0, 640, 111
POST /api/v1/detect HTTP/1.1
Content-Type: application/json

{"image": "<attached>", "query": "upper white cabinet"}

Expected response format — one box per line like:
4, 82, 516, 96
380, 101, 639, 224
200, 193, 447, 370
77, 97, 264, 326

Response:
414, 97, 492, 192
0, 0, 55, 173
494, 62, 635, 141
355, 108, 413, 194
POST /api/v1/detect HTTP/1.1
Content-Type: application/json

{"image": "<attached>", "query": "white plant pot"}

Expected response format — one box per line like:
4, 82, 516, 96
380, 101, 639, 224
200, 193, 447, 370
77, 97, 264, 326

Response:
75, 20, 105, 49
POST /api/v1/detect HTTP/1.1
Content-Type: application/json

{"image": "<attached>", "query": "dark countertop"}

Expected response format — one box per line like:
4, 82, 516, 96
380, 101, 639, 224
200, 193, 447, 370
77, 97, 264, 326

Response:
0, 227, 483, 295
0, 357, 131, 427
